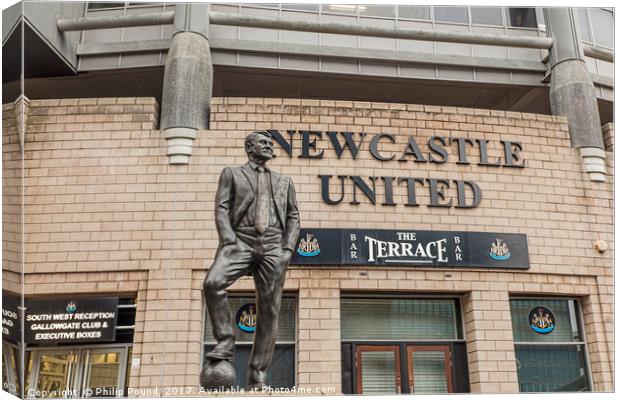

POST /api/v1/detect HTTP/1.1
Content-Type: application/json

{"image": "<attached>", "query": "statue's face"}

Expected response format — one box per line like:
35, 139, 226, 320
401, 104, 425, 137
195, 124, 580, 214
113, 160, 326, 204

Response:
247, 134, 274, 161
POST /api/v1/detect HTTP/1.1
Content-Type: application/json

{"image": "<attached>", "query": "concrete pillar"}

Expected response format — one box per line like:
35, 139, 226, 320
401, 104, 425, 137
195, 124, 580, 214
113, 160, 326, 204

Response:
160, 4, 212, 165
544, 8, 607, 182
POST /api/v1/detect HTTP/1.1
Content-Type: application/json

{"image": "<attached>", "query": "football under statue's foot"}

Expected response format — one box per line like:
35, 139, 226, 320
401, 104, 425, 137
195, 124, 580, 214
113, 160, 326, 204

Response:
200, 359, 236, 390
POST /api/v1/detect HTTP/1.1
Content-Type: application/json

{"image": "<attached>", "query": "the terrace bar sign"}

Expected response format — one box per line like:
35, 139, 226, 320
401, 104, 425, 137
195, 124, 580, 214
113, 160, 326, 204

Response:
24, 297, 118, 344
291, 228, 529, 269
268, 130, 526, 208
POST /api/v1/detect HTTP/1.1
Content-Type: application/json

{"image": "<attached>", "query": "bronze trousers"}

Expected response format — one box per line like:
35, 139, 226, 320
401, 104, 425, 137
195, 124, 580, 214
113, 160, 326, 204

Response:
203, 226, 288, 385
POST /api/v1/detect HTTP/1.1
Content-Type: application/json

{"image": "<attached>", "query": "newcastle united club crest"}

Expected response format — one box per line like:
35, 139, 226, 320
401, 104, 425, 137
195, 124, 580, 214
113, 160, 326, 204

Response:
65, 301, 77, 313
236, 303, 257, 334
529, 306, 556, 334
297, 233, 321, 257
489, 238, 511, 261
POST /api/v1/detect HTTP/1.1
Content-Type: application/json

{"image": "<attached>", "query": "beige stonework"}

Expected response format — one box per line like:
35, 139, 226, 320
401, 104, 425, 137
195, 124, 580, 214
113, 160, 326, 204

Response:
3, 97, 613, 394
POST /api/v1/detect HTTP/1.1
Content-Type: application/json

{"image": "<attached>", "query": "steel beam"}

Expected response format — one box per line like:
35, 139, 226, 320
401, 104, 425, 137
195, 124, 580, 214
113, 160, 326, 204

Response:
208, 11, 553, 49
211, 38, 547, 72
56, 11, 174, 31
76, 39, 171, 56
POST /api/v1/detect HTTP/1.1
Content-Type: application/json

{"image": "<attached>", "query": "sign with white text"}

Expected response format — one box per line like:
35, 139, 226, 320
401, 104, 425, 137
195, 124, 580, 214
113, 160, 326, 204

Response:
2, 293, 21, 343
24, 297, 118, 344
292, 229, 529, 269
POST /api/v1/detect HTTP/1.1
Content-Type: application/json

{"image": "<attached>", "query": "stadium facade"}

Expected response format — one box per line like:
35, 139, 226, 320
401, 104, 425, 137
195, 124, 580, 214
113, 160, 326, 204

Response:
2, 3, 614, 397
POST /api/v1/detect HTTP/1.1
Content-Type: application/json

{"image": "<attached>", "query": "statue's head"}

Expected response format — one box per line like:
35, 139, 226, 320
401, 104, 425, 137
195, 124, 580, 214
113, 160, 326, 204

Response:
245, 131, 274, 163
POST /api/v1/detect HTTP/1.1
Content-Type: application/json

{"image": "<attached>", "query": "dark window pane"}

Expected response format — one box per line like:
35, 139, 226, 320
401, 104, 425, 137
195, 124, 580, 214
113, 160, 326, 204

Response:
118, 298, 135, 305
433, 6, 468, 24
115, 298, 136, 343
359, 5, 395, 18
281, 4, 319, 12
398, 6, 431, 20
116, 308, 136, 327
203, 344, 295, 389
590, 8, 614, 48
577, 9, 592, 42
471, 7, 503, 26
87, 2, 125, 10
508, 8, 537, 28
516, 344, 589, 392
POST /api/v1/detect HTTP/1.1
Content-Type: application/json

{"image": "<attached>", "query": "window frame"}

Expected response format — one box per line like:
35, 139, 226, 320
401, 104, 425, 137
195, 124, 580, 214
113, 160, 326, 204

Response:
431, 5, 470, 26
340, 294, 468, 394
581, 8, 615, 50
469, 6, 505, 28
505, 7, 539, 30
510, 297, 593, 392
340, 293, 466, 342
355, 344, 402, 394
87, 2, 163, 11
406, 344, 454, 394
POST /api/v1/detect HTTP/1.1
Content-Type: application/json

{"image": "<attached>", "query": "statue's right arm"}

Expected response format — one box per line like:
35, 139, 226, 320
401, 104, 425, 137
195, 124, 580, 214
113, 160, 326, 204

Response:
214, 167, 237, 245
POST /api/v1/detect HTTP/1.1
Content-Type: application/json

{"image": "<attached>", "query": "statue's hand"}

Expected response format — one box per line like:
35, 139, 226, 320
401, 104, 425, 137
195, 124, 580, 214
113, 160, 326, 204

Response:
281, 248, 294, 264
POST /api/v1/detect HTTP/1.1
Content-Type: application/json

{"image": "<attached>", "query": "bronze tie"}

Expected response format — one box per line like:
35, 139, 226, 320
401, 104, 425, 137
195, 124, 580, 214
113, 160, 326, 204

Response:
255, 167, 270, 233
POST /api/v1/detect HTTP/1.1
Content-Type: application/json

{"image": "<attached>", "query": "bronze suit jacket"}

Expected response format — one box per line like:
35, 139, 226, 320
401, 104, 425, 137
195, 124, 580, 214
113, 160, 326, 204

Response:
214, 162, 301, 252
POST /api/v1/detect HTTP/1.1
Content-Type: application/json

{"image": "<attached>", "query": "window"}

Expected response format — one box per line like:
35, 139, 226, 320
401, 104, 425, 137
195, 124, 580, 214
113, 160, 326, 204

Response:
359, 5, 396, 19
340, 297, 468, 395
508, 8, 537, 28
281, 4, 319, 12
322, 4, 359, 15
115, 298, 137, 344
433, 6, 469, 24
577, 9, 593, 42
23, 297, 136, 398
471, 7, 503, 26
203, 295, 296, 389
590, 8, 614, 48
87, 2, 125, 10
398, 6, 431, 20
341, 298, 460, 341
510, 298, 590, 392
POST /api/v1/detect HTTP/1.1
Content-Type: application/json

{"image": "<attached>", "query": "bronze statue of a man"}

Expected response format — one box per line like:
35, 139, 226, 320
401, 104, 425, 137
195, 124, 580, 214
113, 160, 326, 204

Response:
203, 130, 300, 390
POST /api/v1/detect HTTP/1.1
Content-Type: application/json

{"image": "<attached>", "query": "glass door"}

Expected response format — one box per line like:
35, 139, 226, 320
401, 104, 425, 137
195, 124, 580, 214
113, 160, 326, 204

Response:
27, 347, 129, 398
355, 345, 401, 394
32, 350, 80, 397
406, 345, 453, 394
81, 349, 125, 397
2, 342, 20, 396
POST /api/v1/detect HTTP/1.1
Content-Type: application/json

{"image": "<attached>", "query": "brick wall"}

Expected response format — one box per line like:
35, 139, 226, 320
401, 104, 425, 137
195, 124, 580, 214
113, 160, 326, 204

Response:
2, 101, 23, 293
12, 97, 614, 393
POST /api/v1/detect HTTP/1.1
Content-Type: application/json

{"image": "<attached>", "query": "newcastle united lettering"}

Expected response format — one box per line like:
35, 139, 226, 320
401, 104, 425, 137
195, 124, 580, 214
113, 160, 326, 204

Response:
268, 130, 526, 208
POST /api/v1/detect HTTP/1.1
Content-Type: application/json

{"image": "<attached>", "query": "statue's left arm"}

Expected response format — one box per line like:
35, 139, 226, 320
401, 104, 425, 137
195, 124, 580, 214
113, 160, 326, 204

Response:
283, 178, 301, 252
